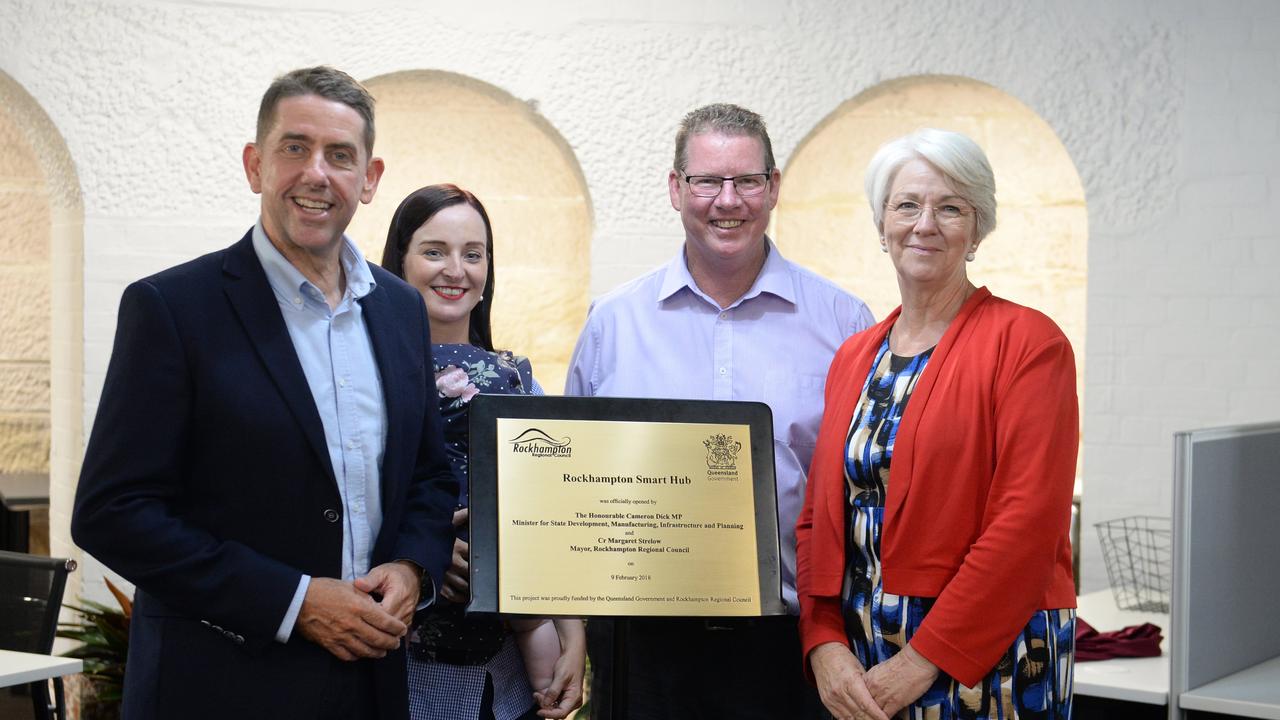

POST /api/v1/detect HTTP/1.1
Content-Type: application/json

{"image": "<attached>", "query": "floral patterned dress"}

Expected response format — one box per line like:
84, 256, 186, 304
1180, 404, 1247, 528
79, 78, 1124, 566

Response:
431, 344, 540, 507
841, 337, 1075, 720
407, 344, 541, 720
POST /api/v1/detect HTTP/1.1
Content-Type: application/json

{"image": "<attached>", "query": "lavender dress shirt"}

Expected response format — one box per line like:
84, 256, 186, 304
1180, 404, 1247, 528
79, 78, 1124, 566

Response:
564, 240, 873, 613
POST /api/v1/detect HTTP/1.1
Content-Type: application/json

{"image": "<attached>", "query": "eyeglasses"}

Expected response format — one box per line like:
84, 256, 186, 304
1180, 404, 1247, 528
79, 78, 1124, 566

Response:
682, 172, 771, 198
885, 200, 974, 227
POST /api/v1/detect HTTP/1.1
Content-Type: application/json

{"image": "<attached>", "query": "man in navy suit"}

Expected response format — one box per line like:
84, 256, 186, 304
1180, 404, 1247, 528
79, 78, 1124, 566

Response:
72, 67, 457, 719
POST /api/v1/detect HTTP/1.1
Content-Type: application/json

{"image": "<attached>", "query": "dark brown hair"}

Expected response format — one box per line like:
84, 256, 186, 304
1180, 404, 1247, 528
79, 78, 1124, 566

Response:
380, 184, 496, 351
256, 66, 376, 154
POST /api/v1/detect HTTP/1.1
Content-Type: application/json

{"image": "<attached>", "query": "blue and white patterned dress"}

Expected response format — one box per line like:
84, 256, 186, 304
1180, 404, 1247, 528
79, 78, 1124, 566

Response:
407, 343, 542, 720
842, 337, 1075, 720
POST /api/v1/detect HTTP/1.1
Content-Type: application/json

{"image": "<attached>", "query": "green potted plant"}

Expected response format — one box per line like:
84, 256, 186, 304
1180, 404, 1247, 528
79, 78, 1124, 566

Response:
58, 578, 130, 720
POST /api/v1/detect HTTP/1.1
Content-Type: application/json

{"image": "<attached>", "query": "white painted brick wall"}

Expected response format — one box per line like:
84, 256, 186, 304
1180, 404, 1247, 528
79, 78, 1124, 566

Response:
0, 0, 1277, 603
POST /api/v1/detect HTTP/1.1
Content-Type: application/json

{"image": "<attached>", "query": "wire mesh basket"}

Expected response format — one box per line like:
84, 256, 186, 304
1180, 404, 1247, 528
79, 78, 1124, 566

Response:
1095, 516, 1171, 612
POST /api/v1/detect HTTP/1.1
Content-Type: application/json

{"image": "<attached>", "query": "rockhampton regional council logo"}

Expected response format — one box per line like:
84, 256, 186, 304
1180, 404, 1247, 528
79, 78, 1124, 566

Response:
508, 428, 573, 458
703, 433, 741, 479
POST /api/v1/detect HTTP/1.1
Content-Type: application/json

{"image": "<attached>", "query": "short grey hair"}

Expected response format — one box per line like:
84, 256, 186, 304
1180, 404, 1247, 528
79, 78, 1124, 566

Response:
865, 128, 997, 241
673, 103, 776, 173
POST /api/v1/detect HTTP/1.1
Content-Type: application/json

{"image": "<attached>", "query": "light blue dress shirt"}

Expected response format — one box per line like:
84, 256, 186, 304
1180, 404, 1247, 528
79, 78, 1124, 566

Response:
251, 222, 388, 642
565, 240, 874, 613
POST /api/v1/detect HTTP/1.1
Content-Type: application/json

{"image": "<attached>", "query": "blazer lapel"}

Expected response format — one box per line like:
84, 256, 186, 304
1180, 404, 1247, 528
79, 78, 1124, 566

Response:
359, 278, 411, 509
221, 232, 337, 489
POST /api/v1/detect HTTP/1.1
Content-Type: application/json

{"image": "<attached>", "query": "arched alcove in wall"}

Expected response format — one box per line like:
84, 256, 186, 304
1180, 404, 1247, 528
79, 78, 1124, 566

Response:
0, 71, 84, 564
775, 76, 1088, 401
346, 71, 593, 391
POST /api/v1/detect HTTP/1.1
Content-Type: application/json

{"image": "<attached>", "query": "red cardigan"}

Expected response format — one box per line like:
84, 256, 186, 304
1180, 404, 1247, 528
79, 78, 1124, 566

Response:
795, 288, 1079, 687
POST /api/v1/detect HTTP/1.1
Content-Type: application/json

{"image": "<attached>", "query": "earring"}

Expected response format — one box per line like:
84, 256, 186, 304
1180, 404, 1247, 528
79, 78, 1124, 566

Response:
880, 237, 888, 253
965, 247, 976, 262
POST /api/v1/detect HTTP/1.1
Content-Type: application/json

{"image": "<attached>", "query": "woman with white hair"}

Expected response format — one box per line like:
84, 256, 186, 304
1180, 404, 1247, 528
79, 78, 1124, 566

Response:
795, 129, 1078, 720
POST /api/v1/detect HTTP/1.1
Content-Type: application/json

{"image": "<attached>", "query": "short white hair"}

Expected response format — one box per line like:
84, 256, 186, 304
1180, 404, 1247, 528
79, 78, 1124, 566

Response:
864, 128, 997, 241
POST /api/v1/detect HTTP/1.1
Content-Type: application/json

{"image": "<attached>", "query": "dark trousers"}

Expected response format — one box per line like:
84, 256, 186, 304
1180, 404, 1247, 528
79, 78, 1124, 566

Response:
317, 655, 379, 720
587, 616, 827, 720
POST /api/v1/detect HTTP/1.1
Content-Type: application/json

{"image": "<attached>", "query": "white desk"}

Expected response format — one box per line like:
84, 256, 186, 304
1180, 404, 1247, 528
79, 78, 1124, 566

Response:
0, 649, 82, 689
1074, 588, 1170, 705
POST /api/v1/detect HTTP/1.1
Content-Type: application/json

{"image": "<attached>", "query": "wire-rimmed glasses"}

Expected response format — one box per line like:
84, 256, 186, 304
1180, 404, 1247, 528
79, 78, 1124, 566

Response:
885, 200, 974, 227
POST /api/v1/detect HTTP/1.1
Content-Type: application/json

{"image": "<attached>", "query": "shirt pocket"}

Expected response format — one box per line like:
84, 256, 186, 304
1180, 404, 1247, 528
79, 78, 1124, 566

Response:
762, 370, 828, 450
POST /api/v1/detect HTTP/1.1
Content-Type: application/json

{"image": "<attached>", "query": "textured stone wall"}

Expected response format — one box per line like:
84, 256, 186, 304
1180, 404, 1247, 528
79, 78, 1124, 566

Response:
1, 0, 1278, 603
0, 68, 83, 591
0, 106, 51, 473
777, 75, 1088, 365
345, 71, 592, 390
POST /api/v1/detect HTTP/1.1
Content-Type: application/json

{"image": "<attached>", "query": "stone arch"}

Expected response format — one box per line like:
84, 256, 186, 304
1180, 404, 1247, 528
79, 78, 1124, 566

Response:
0, 71, 84, 562
346, 70, 593, 390
775, 75, 1088, 386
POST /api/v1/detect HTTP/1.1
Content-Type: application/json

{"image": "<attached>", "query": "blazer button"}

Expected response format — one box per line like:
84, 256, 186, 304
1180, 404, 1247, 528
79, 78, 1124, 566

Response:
323, 508, 340, 523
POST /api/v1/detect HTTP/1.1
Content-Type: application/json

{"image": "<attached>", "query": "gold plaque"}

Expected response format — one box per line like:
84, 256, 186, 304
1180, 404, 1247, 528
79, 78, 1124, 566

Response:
495, 417, 762, 616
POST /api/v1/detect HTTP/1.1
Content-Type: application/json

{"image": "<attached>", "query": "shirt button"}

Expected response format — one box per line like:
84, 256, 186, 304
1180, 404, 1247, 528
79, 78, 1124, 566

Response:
719, 367, 727, 375
323, 508, 339, 523
339, 378, 347, 388
720, 312, 728, 320
292, 297, 302, 305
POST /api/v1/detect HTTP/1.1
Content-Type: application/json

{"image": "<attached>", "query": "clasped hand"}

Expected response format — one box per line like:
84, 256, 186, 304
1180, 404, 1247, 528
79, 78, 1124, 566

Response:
533, 621, 587, 719
297, 560, 422, 662
810, 642, 938, 720
442, 509, 586, 719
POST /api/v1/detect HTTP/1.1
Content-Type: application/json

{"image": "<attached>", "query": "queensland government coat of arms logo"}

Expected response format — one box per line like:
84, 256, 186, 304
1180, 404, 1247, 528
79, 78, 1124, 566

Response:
703, 433, 742, 473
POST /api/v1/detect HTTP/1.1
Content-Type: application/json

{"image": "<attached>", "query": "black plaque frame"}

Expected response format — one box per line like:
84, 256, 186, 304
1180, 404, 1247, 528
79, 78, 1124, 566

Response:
466, 394, 784, 617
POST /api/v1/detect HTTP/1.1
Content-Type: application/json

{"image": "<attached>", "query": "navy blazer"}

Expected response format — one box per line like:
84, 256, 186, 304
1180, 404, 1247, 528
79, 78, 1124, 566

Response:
72, 231, 458, 719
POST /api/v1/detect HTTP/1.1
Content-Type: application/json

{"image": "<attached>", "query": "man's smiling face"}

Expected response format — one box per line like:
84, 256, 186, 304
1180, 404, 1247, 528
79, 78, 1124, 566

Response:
668, 132, 780, 270
244, 93, 382, 258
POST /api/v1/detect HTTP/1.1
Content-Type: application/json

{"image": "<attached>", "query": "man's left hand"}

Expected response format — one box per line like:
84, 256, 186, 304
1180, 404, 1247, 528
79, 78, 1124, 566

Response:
355, 560, 422, 626
862, 643, 939, 717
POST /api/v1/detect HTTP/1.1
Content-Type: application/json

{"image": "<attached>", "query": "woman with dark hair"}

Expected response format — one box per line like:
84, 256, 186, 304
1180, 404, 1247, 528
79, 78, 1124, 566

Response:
382, 184, 585, 720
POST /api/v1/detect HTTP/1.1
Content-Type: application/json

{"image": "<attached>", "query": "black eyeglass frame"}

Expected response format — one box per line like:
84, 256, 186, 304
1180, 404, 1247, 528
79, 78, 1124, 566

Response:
680, 170, 774, 198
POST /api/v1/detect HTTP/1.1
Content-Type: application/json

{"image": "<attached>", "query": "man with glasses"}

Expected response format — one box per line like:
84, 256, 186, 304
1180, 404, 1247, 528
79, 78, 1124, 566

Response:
565, 103, 873, 719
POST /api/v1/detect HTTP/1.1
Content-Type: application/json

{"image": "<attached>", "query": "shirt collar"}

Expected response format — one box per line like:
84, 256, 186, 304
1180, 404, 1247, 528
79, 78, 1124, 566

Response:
657, 236, 797, 309
252, 220, 376, 306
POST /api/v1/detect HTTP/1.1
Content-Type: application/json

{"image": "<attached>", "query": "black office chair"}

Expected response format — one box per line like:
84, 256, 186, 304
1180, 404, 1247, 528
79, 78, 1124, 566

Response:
0, 550, 77, 720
